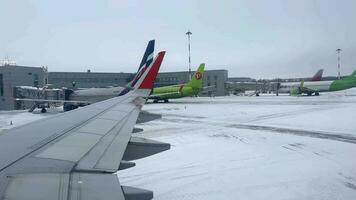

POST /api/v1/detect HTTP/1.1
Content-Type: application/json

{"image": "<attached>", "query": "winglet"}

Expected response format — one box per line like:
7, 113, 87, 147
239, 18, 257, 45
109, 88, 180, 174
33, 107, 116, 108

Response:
134, 51, 166, 90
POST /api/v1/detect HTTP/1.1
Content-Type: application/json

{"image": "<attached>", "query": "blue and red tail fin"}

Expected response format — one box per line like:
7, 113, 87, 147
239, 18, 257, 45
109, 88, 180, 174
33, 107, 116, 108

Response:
129, 40, 155, 88
311, 69, 323, 81
134, 51, 165, 91
138, 40, 155, 73
118, 40, 155, 96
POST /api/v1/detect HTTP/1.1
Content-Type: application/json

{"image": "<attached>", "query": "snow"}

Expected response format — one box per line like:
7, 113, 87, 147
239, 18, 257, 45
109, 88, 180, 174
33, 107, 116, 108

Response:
0, 108, 63, 131
118, 89, 356, 200
1, 89, 356, 199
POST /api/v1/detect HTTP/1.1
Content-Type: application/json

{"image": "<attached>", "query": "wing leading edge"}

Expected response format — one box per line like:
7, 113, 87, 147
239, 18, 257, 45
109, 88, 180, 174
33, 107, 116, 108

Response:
0, 51, 168, 200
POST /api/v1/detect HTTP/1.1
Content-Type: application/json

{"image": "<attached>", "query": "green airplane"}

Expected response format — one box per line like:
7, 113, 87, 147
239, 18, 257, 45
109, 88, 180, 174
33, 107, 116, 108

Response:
290, 70, 356, 96
149, 63, 205, 102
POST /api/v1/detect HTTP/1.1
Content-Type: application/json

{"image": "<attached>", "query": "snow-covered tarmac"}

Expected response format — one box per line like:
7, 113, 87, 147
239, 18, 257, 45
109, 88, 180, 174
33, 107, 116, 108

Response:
1, 90, 356, 199
122, 90, 356, 200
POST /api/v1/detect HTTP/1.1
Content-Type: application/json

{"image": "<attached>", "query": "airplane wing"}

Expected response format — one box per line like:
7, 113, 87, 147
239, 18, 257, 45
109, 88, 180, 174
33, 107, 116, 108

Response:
0, 51, 168, 200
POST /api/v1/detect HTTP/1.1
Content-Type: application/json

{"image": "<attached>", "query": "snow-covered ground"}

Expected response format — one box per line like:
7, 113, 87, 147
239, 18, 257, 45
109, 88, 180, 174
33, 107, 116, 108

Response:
0, 107, 62, 132
119, 89, 356, 200
1, 89, 356, 199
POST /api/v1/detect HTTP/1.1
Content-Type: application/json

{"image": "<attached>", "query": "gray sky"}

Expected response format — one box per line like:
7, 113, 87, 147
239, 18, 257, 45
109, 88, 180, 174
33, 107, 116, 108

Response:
1, 0, 355, 78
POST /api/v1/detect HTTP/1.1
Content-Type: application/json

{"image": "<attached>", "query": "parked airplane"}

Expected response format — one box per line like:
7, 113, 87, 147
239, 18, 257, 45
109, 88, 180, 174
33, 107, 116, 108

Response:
277, 69, 324, 95
0, 51, 168, 200
290, 70, 356, 96
16, 40, 155, 112
148, 63, 206, 102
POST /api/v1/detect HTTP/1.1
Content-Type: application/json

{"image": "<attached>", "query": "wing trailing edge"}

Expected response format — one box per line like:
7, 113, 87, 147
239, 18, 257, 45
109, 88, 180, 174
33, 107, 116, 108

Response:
123, 137, 170, 161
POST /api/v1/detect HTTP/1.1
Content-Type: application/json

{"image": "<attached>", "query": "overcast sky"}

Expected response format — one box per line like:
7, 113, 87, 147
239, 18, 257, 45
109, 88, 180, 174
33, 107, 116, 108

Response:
1, 0, 355, 78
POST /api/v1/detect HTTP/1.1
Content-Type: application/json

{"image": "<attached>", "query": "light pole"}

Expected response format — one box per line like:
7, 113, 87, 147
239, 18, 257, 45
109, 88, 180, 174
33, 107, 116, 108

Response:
336, 48, 342, 79
186, 30, 192, 80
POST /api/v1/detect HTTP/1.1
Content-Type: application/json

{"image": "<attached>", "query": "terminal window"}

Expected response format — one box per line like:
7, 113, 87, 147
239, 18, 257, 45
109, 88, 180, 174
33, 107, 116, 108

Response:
0, 74, 3, 96
33, 74, 39, 87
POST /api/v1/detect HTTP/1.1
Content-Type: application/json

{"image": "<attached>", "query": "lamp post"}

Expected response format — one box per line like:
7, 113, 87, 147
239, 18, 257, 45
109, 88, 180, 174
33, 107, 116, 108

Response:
336, 48, 342, 79
186, 30, 192, 80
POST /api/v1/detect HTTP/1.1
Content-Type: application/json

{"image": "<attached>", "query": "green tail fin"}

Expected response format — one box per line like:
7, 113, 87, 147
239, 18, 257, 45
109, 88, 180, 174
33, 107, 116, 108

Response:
350, 70, 356, 77
186, 63, 205, 89
300, 80, 304, 88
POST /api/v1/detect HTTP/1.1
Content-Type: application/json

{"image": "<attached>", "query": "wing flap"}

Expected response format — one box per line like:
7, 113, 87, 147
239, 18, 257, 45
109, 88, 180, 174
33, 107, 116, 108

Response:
69, 173, 126, 200
4, 173, 70, 200
92, 108, 140, 171
4, 173, 152, 200
77, 118, 119, 135
118, 161, 136, 170
123, 137, 170, 161
36, 132, 102, 162
74, 106, 140, 172
122, 186, 153, 200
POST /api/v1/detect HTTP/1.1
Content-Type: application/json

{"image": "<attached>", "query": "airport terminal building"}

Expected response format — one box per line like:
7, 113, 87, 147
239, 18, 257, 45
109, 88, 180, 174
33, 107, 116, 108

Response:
0, 65, 47, 110
1, 65, 229, 110
48, 71, 134, 88
3, 64, 343, 110
48, 69, 228, 97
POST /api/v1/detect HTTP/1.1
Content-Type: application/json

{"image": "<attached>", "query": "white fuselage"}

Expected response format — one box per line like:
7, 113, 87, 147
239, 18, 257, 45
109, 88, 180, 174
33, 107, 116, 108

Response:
278, 82, 301, 93
279, 81, 333, 93
70, 86, 125, 103
302, 81, 333, 92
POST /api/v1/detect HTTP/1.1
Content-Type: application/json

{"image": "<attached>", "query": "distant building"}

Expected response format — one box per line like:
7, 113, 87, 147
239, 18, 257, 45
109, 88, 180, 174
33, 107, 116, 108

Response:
1, 65, 229, 110
48, 71, 134, 88
226, 77, 273, 94
228, 77, 256, 82
0, 65, 47, 110
50, 69, 229, 96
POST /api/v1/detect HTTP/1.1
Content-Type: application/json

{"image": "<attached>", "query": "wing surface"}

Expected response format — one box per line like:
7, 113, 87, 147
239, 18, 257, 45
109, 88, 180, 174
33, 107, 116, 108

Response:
0, 51, 168, 200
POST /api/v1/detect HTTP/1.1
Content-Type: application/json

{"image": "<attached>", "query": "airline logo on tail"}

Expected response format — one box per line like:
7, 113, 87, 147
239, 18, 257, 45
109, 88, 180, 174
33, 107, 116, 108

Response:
186, 63, 205, 89
136, 51, 166, 90
195, 72, 203, 80
130, 40, 155, 88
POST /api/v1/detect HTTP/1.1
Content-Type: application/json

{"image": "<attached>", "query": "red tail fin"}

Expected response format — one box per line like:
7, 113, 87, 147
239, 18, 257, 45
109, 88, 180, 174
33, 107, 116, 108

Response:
134, 51, 165, 90
311, 69, 323, 81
